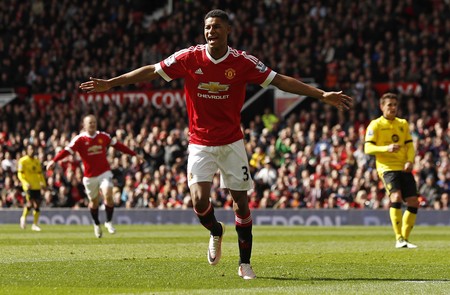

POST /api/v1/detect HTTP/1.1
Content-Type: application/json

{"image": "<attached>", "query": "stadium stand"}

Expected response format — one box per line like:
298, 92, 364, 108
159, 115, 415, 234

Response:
1, 0, 449, 210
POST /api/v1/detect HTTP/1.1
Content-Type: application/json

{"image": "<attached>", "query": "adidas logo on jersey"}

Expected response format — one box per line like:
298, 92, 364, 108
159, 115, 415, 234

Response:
195, 68, 204, 74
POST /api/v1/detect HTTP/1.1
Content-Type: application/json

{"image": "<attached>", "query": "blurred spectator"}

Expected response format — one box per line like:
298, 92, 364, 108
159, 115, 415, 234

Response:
419, 174, 443, 209
253, 157, 277, 197
261, 108, 279, 132
0, 0, 449, 211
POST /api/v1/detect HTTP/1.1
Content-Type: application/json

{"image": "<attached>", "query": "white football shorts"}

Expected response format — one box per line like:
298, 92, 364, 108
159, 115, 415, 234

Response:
82, 170, 113, 200
187, 139, 253, 191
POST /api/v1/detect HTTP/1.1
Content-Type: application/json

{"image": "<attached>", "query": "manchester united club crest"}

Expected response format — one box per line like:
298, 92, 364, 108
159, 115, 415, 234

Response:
224, 68, 236, 80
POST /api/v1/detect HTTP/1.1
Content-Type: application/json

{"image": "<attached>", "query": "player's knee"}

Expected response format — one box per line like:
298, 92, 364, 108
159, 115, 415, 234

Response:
189, 184, 210, 207
389, 192, 402, 203
233, 199, 250, 216
407, 197, 420, 208
193, 198, 211, 213
90, 198, 99, 208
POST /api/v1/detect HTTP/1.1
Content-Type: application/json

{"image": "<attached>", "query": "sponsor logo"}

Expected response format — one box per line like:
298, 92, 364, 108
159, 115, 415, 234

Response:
195, 68, 204, 74
197, 93, 229, 99
87, 145, 103, 155
198, 82, 229, 93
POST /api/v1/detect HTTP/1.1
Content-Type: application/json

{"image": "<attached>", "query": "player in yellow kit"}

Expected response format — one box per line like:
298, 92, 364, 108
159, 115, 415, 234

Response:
17, 145, 47, 231
365, 93, 419, 248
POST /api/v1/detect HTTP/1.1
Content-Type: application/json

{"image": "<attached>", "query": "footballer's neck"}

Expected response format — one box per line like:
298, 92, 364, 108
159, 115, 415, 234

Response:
207, 45, 228, 60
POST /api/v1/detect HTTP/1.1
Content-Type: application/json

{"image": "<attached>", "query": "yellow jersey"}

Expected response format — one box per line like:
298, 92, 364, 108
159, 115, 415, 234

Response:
364, 116, 415, 175
17, 155, 46, 191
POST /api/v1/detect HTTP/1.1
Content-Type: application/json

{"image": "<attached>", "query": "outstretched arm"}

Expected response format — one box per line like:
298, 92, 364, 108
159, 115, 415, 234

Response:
270, 74, 353, 110
79, 65, 160, 93
46, 149, 71, 170
112, 141, 145, 164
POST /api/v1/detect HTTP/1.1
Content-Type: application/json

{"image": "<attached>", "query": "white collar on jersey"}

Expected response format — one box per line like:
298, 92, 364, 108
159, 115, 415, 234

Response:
80, 131, 99, 138
205, 45, 230, 64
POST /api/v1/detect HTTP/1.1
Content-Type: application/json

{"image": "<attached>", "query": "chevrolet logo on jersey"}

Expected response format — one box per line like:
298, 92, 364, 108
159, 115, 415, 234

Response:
198, 82, 229, 93
87, 145, 103, 155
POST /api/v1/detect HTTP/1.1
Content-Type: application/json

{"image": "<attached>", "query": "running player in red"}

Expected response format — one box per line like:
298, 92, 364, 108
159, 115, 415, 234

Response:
46, 114, 141, 238
80, 9, 352, 278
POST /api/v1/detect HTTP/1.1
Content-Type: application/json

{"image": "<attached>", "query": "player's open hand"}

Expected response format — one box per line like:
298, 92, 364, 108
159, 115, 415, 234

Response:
321, 91, 353, 110
46, 160, 55, 171
135, 155, 145, 164
403, 161, 413, 172
79, 77, 111, 93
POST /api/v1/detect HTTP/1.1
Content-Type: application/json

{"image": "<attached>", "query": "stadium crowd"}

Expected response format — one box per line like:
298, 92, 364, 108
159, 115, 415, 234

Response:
1, 0, 449, 210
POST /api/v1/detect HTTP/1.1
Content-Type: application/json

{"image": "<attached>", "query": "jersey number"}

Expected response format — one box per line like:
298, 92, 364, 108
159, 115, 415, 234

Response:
242, 166, 249, 181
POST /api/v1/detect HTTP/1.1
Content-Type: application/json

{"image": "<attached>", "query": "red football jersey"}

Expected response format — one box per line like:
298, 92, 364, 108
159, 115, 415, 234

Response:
155, 45, 276, 146
64, 131, 114, 177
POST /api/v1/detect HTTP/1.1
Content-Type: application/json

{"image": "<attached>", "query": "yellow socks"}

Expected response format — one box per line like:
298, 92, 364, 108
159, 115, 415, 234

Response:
402, 208, 418, 240
389, 206, 403, 240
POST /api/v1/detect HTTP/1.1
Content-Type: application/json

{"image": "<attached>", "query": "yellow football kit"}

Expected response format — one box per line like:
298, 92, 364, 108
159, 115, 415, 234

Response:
364, 116, 415, 175
364, 115, 418, 244
18, 155, 46, 192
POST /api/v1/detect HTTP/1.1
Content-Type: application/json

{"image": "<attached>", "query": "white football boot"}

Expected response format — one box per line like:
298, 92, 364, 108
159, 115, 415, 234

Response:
94, 224, 103, 238
238, 263, 256, 280
31, 224, 42, 231
207, 222, 225, 265
104, 221, 116, 234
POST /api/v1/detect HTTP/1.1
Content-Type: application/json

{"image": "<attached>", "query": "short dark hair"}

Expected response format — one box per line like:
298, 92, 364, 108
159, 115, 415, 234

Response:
204, 9, 230, 24
380, 92, 398, 104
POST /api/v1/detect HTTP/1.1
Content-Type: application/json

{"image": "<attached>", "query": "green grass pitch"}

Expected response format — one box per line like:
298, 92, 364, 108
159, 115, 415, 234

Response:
1, 224, 449, 294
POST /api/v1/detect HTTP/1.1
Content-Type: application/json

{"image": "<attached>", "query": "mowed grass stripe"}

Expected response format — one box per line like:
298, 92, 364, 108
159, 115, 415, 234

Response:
0, 225, 449, 294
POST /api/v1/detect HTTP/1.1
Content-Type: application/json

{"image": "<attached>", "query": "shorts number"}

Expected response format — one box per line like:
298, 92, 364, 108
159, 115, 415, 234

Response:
242, 166, 249, 181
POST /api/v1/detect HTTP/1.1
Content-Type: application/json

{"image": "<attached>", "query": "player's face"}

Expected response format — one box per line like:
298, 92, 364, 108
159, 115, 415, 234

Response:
26, 145, 35, 157
204, 17, 230, 56
83, 116, 97, 134
381, 98, 398, 120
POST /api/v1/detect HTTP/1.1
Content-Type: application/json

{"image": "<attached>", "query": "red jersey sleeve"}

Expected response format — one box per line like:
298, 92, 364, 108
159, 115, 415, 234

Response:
241, 52, 276, 87
154, 48, 192, 81
111, 139, 136, 156
53, 149, 71, 162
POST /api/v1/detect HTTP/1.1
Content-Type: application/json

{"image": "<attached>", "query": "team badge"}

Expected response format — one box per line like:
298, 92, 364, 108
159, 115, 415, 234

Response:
98, 138, 103, 144
188, 173, 193, 181
224, 68, 236, 79
392, 134, 399, 142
